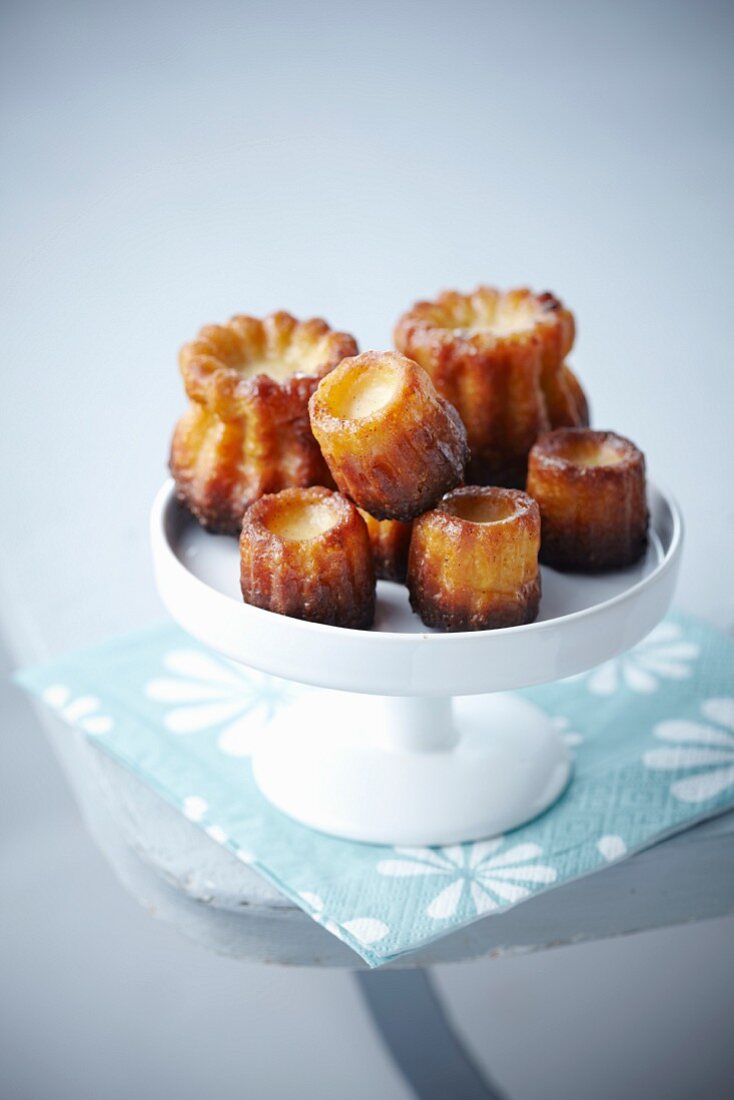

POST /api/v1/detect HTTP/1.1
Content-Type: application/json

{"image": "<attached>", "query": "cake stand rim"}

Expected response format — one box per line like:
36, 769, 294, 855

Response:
151, 476, 682, 643
151, 479, 682, 695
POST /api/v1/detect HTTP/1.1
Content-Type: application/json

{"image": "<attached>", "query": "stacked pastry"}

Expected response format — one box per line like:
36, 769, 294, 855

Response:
394, 287, 587, 487
170, 311, 357, 533
169, 289, 648, 632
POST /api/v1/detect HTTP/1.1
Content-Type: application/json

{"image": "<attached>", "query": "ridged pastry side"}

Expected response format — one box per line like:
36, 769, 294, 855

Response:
239, 487, 375, 629
179, 312, 357, 421
394, 287, 585, 487
309, 351, 468, 522
171, 396, 335, 534
545, 360, 589, 429
552, 365, 590, 429
358, 510, 413, 583
408, 487, 541, 632
527, 429, 648, 571
170, 312, 356, 533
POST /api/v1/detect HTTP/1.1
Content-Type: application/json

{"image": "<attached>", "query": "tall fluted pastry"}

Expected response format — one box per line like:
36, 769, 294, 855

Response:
394, 287, 588, 487
309, 351, 468, 521
527, 428, 648, 571
239, 487, 375, 628
408, 486, 541, 631
171, 311, 357, 533
358, 510, 412, 583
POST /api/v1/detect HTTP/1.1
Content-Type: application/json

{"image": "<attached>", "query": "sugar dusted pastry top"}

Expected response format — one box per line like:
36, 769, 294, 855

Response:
170, 311, 357, 533
395, 287, 574, 364
309, 350, 468, 521
180, 311, 358, 420
394, 286, 582, 488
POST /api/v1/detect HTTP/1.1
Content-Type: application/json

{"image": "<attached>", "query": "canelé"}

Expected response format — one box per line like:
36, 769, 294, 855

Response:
171, 311, 357, 533
358, 510, 412, 583
526, 428, 648, 571
407, 486, 541, 631
239, 487, 375, 628
308, 351, 468, 521
394, 287, 588, 487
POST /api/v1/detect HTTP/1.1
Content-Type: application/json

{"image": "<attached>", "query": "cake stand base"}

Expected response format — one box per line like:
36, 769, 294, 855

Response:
252, 691, 571, 846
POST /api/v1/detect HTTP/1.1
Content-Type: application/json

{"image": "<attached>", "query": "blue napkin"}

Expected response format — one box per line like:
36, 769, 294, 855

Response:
15, 610, 734, 966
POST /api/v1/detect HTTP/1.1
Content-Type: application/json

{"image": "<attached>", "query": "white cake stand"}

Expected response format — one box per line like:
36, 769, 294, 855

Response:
150, 480, 682, 845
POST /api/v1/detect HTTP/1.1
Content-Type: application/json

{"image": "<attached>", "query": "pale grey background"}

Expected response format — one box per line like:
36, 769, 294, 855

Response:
1, 1, 733, 1098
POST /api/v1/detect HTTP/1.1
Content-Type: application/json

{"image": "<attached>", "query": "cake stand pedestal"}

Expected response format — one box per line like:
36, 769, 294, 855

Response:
151, 480, 682, 846
254, 692, 569, 844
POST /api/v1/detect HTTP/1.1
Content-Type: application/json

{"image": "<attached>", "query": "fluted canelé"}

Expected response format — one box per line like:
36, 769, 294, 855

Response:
408, 486, 541, 631
239, 487, 375, 628
394, 287, 588, 487
527, 428, 648, 571
170, 311, 357, 533
309, 351, 468, 521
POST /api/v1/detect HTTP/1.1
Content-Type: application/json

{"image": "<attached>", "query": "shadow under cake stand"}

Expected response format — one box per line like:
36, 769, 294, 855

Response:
151, 480, 682, 846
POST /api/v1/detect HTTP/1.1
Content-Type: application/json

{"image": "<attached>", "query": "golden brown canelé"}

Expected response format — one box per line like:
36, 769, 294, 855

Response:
170, 312, 358, 533
407, 487, 541, 631
526, 429, 648, 571
239, 487, 375, 628
394, 287, 588, 487
358, 510, 413, 583
308, 351, 468, 522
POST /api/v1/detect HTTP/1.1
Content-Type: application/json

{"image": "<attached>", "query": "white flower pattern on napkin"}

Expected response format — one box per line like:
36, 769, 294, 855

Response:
377, 839, 557, 920
596, 834, 627, 861
553, 714, 583, 748
145, 649, 298, 756
41, 684, 113, 735
298, 893, 389, 945
581, 622, 699, 696
644, 697, 734, 803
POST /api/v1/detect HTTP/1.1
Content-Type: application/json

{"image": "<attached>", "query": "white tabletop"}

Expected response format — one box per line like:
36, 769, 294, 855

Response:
3, 0, 733, 966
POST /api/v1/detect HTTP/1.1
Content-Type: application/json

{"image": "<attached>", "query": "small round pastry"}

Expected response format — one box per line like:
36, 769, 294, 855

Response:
407, 487, 541, 632
358, 509, 412, 583
171, 311, 357, 533
308, 351, 468, 521
527, 428, 648, 571
394, 287, 587, 487
239, 487, 375, 629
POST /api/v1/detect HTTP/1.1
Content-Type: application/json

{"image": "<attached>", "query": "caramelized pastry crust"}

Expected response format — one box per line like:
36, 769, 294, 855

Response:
557, 365, 590, 429
394, 287, 587, 487
358, 510, 413, 583
239, 487, 375, 628
309, 351, 468, 521
527, 429, 648, 571
171, 312, 357, 533
408, 487, 541, 631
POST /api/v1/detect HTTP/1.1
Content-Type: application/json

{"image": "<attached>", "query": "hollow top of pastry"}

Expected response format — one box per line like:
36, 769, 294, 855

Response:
563, 439, 625, 468
243, 486, 353, 546
180, 311, 357, 415
266, 499, 339, 542
531, 429, 643, 473
447, 492, 518, 525
395, 287, 574, 351
440, 486, 537, 527
456, 294, 542, 338
312, 351, 413, 423
332, 361, 401, 420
